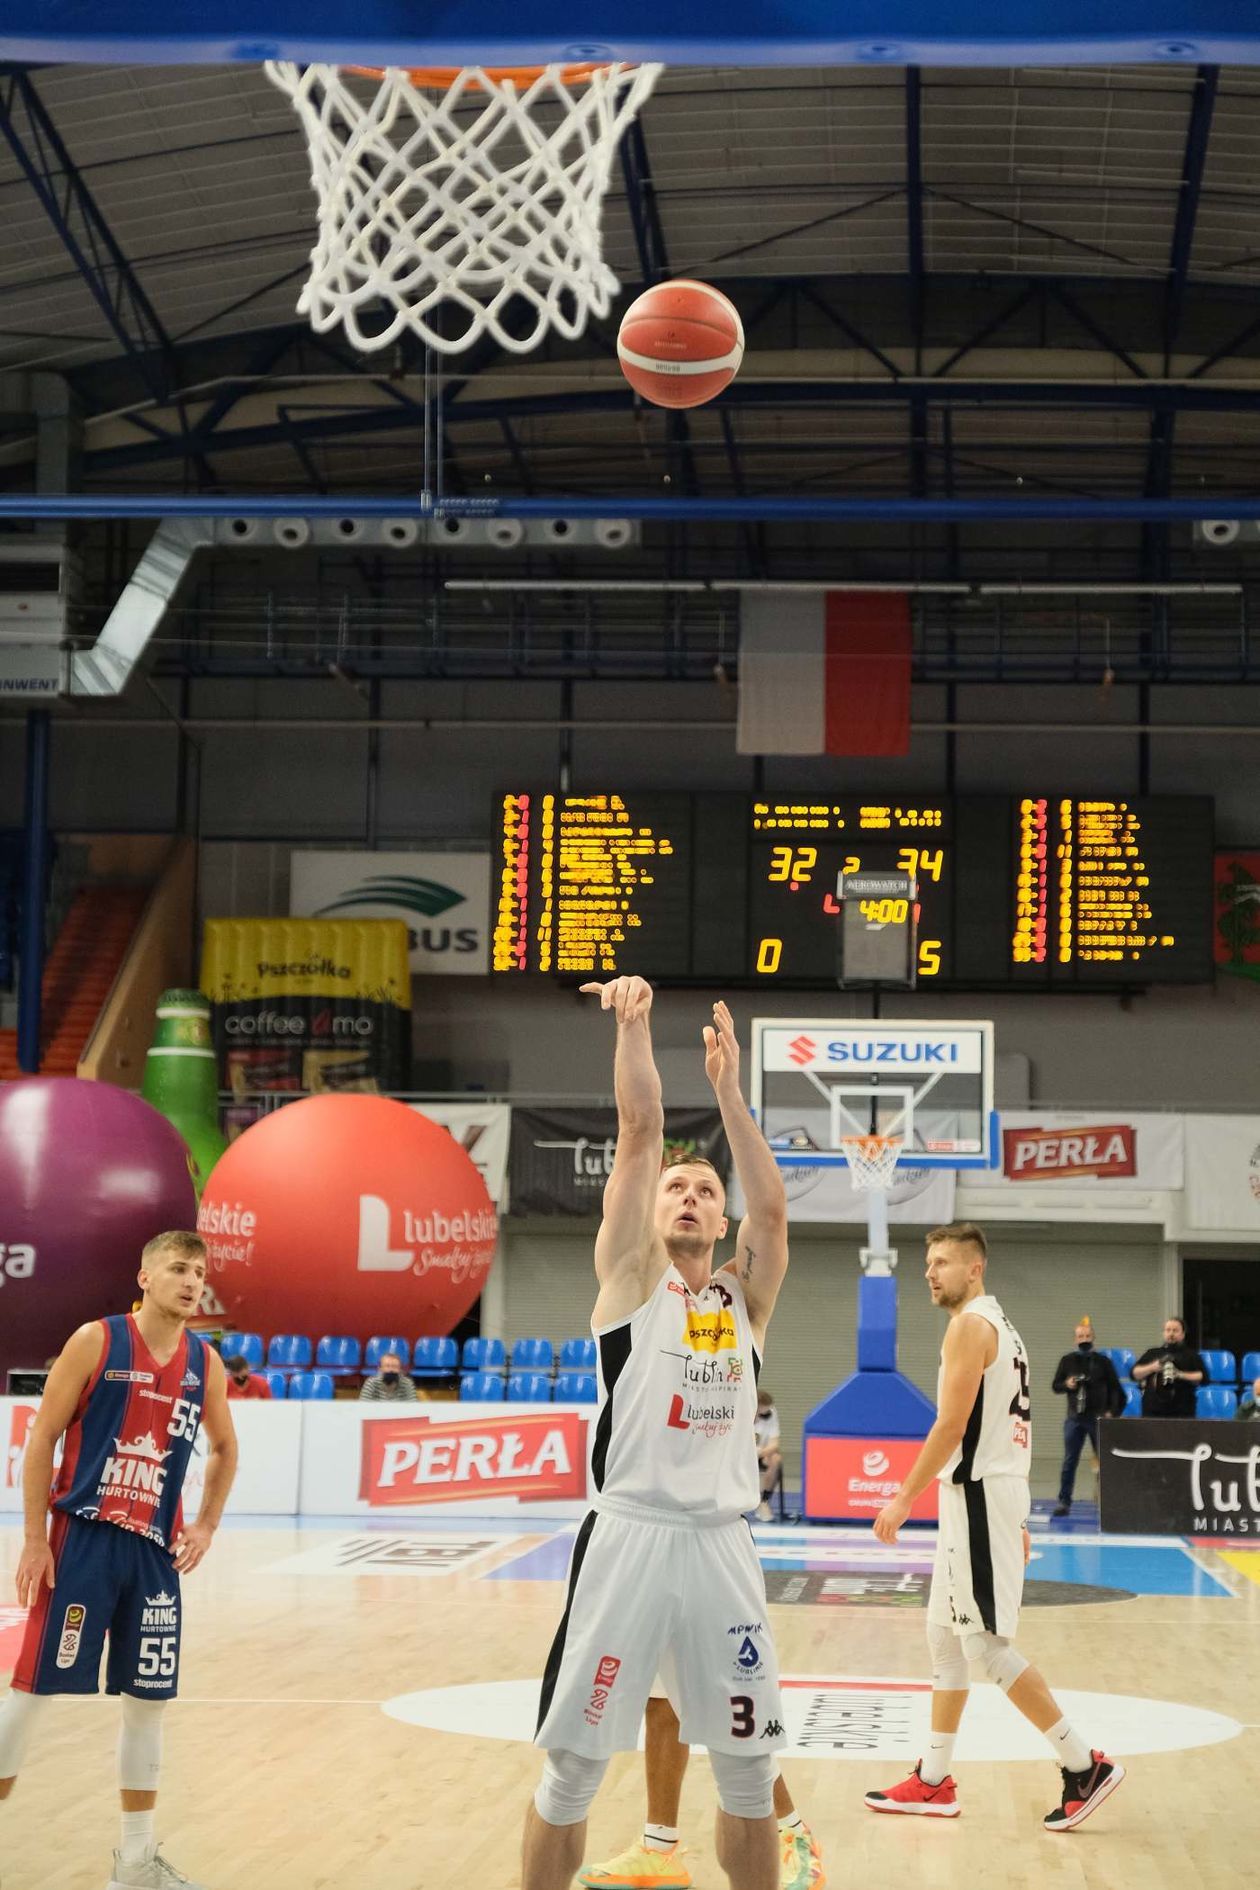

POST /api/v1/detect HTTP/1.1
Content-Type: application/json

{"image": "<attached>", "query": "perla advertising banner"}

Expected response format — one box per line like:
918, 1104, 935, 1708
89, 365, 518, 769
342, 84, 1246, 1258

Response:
290, 850, 490, 976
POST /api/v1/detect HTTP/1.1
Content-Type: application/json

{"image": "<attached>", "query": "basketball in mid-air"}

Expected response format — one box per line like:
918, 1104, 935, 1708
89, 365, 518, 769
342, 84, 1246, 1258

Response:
617, 278, 744, 410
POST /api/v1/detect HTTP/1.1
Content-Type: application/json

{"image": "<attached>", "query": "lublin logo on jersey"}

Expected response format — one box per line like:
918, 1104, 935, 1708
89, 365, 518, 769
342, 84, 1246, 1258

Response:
55, 1604, 86, 1669
356, 1192, 498, 1286
0, 1242, 36, 1288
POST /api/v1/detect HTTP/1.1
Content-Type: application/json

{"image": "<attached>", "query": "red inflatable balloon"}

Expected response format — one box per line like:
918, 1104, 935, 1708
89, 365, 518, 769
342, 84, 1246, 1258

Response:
197, 1094, 498, 1337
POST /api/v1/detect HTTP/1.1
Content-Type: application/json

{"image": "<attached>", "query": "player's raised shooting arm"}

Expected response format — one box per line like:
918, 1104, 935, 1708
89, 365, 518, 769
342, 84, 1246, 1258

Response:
708, 1002, 788, 1328
22, 1322, 104, 1543
582, 977, 665, 1284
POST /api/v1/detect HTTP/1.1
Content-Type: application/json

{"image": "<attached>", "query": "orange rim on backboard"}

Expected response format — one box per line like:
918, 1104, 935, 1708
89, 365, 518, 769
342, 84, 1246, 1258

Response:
346, 64, 611, 89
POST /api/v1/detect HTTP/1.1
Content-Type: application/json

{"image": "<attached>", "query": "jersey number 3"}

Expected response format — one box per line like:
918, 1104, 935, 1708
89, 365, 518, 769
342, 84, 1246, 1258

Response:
1008, 1356, 1031, 1422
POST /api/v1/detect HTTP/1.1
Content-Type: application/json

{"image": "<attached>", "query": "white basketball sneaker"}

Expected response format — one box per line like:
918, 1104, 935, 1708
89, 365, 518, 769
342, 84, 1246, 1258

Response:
108, 1846, 206, 1889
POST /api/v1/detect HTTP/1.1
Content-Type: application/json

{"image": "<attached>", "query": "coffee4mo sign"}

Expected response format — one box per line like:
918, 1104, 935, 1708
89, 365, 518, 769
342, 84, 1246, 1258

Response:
359, 1410, 588, 1507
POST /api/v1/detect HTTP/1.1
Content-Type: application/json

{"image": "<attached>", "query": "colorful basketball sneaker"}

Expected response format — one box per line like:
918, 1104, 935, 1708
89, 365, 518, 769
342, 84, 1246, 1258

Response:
578, 1840, 693, 1889
864, 1762, 961, 1818
780, 1822, 826, 1889
1043, 1752, 1125, 1831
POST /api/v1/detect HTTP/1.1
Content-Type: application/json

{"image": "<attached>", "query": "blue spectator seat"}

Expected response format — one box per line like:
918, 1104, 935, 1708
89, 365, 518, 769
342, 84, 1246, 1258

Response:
264, 1369, 288, 1399
1201, 1350, 1236, 1386
512, 1338, 555, 1372
554, 1372, 598, 1403
220, 1332, 264, 1371
1098, 1346, 1135, 1379
413, 1336, 459, 1378
461, 1337, 507, 1373
1243, 1351, 1260, 1385
1123, 1384, 1143, 1416
559, 1338, 596, 1372
267, 1334, 312, 1372
1198, 1385, 1238, 1419
316, 1335, 362, 1378
460, 1371, 505, 1401
364, 1335, 412, 1374
288, 1371, 334, 1400
507, 1373, 552, 1403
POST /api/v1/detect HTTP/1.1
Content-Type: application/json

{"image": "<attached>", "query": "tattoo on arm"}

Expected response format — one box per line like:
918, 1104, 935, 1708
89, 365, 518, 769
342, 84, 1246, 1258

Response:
741, 1246, 755, 1283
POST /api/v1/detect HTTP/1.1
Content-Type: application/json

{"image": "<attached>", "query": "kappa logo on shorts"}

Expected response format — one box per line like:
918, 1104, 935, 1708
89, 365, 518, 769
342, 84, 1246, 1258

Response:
55, 1603, 87, 1669
761, 1719, 784, 1739
583, 1654, 622, 1727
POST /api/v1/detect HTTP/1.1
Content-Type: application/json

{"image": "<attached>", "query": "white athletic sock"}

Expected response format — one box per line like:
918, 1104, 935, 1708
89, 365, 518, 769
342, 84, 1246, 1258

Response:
643, 1824, 679, 1853
778, 1811, 803, 1833
1045, 1717, 1092, 1773
119, 1809, 155, 1864
920, 1732, 957, 1785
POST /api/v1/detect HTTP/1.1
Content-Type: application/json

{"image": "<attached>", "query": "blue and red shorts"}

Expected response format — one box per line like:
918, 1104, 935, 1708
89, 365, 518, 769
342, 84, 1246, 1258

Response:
11, 1513, 183, 1699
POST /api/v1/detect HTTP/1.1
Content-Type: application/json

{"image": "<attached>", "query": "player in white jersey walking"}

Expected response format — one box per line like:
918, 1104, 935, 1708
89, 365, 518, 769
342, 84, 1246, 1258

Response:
863, 1222, 1125, 1832
521, 978, 790, 1890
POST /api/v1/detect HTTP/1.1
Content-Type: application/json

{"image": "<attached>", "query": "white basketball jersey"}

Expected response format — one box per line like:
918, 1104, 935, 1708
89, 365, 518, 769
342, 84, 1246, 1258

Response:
938, 1293, 1032, 1484
591, 1265, 761, 1520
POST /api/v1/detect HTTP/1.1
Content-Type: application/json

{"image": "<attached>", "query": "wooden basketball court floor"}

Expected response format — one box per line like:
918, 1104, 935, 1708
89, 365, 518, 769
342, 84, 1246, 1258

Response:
2, 1513, 1257, 1890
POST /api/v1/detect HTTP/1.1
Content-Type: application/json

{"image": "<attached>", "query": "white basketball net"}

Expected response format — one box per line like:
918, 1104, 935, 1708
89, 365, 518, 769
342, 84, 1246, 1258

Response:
840, 1133, 904, 1193
265, 61, 663, 355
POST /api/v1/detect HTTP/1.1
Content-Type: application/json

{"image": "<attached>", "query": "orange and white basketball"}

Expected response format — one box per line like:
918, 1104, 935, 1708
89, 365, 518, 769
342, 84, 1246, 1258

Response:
617, 278, 744, 410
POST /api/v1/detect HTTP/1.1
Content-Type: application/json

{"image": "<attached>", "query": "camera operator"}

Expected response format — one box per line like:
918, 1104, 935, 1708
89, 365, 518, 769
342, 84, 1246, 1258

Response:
1132, 1317, 1208, 1419
1051, 1320, 1125, 1517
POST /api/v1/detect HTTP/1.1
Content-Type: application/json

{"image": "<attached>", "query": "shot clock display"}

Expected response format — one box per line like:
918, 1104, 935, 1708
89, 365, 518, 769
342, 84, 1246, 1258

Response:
492, 791, 1213, 987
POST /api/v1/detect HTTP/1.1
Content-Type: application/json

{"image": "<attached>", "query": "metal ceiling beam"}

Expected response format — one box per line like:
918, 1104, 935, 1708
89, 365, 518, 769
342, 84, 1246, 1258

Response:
0, 68, 176, 405
4, 494, 1260, 523
904, 66, 925, 371
80, 372, 1260, 473
1166, 64, 1219, 369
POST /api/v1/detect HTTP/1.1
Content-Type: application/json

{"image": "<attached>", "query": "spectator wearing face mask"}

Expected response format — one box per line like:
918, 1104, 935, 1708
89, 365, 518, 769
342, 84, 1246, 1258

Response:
1132, 1317, 1208, 1418
358, 1349, 418, 1401
754, 1387, 782, 1522
222, 1352, 273, 1399
1050, 1320, 1124, 1517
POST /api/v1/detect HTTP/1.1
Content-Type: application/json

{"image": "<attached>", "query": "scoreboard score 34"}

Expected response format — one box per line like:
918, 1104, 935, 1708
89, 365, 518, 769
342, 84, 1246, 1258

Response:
492, 791, 1213, 987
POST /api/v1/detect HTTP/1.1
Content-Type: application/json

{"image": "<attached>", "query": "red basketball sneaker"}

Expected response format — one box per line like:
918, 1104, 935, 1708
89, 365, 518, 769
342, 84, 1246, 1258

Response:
1043, 1752, 1125, 1831
864, 1763, 961, 1818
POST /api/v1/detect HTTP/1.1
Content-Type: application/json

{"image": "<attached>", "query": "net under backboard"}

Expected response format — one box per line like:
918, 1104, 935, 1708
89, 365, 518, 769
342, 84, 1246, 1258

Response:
750, 1018, 996, 1171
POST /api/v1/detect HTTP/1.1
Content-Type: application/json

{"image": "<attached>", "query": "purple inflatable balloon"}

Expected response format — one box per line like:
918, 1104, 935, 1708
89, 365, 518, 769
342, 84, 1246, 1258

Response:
0, 1078, 197, 1385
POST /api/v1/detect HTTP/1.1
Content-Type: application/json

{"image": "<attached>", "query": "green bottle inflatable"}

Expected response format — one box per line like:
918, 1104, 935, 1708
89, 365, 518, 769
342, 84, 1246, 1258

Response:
142, 989, 228, 1200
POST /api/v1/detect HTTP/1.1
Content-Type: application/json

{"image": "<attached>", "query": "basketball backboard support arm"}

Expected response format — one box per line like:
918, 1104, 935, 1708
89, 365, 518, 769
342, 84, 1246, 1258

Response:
0, 2, 1256, 65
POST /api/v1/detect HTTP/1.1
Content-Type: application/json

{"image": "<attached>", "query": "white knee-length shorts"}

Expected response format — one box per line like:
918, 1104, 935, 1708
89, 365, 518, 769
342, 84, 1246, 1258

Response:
534, 1500, 785, 1758
928, 1475, 1030, 1640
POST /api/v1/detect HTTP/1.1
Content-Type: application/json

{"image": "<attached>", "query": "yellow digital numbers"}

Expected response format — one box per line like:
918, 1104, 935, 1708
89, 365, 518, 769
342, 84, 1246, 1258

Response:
755, 937, 783, 974
767, 845, 818, 883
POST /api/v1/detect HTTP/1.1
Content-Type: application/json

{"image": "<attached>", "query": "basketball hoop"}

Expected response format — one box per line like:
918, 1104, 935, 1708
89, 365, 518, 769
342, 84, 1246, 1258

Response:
839, 1133, 904, 1193
264, 60, 663, 355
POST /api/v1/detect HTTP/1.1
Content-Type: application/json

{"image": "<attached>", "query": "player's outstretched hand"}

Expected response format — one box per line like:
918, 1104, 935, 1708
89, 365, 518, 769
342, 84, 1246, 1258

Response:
579, 976, 653, 1024
171, 1520, 214, 1575
702, 1000, 741, 1095
16, 1538, 54, 1607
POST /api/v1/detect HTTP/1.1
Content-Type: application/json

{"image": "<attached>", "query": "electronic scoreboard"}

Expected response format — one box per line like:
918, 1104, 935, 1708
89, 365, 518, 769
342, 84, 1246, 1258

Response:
492, 791, 1214, 987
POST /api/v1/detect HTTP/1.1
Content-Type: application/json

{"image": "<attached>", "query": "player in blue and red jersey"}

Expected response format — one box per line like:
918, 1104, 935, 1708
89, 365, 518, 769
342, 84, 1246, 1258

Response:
0, 1229, 237, 1890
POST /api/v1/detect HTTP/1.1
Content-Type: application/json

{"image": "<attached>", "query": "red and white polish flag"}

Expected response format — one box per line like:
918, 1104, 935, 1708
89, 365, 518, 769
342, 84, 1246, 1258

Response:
736, 590, 912, 757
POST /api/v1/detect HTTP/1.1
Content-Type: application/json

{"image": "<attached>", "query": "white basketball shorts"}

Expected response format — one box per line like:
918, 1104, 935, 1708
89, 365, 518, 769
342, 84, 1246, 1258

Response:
928, 1474, 1030, 1640
534, 1500, 785, 1758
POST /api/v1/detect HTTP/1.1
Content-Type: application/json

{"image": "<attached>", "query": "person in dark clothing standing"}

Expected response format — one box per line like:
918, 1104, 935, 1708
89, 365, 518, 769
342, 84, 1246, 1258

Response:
1132, 1317, 1208, 1419
1051, 1321, 1125, 1517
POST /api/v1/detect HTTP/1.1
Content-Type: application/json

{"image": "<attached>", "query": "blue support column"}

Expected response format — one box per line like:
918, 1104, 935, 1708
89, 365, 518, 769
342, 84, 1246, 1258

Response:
17, 708, 50, 1074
